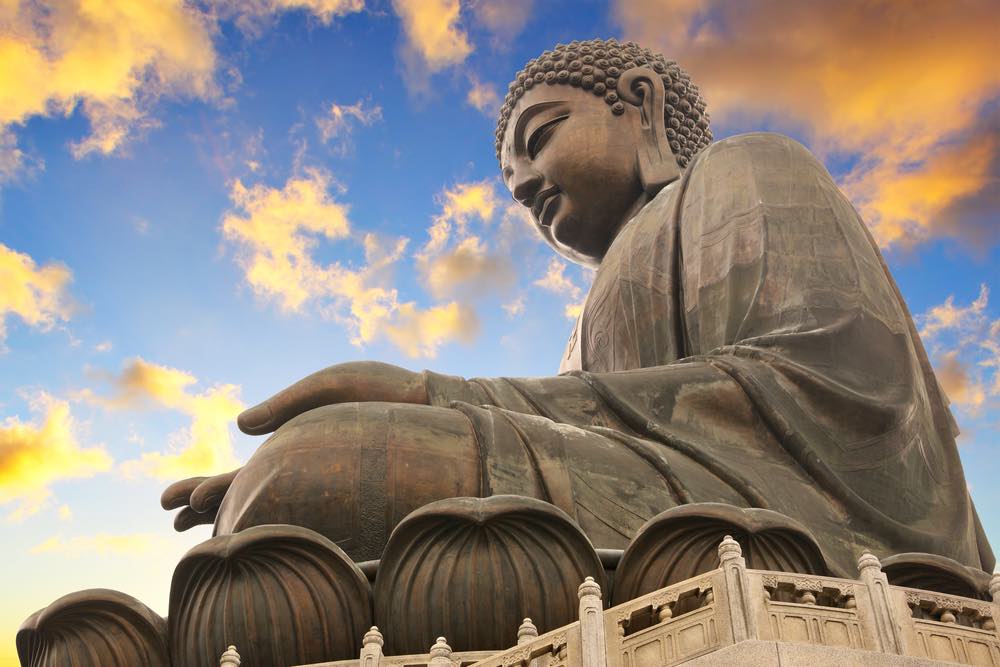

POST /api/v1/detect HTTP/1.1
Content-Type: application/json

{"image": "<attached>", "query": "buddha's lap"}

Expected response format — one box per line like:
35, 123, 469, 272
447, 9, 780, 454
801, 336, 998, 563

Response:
214, 401, 483, 560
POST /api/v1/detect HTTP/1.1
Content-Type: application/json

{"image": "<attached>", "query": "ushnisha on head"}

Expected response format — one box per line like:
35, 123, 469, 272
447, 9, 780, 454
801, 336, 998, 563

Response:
497, 39, 713, 267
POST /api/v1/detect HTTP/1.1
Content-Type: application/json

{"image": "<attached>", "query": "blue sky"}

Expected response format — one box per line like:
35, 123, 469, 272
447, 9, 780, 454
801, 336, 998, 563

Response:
1, 1, 998, 664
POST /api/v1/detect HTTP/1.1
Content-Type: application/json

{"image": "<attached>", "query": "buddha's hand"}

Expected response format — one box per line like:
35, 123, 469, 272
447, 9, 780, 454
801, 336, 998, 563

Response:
236, 360, 428, 436
160, 469, 238, 531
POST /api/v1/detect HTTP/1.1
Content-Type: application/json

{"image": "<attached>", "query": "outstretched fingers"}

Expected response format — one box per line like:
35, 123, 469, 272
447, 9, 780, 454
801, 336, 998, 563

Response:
161, 476, 208, 510
174, 506, 219, 531
189, 469, 239, 513
236, 365, 348, 436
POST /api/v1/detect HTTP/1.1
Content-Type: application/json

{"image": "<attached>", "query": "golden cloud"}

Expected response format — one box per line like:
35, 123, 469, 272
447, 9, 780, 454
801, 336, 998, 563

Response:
81, 358, 243, 480
0, 394, 113, 521
392, 0, 472, 73
0, 242, 74, 344
223, 171, 482, 357
0, 0, 217, 164
615, 0, 1000, 247
534, 258, 586, 319
31, 532, 167, 557
920, 284, 989, 340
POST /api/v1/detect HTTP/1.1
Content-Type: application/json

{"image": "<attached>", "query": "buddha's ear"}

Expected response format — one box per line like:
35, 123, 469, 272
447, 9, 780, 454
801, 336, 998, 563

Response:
617, 67, 681, 195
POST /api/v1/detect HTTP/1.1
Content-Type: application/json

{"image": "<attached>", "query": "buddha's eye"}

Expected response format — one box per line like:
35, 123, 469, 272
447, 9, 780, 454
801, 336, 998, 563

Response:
527, 115, 567, 160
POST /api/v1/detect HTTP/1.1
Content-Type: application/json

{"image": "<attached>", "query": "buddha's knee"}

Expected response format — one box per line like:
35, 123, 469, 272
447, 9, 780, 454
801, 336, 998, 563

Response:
215, 401, 482, 560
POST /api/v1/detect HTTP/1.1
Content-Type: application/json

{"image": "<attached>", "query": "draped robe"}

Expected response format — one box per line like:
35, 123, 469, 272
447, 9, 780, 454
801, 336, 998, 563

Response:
421, 132, 992, 576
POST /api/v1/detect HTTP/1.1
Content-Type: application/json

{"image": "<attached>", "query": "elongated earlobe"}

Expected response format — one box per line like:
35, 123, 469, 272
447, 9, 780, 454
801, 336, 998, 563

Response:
617, 68, 681, 195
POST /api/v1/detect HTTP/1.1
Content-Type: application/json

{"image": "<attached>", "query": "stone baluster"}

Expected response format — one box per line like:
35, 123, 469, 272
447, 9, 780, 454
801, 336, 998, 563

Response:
429, 636, 456, 667
360, 626, 384, 667
219, 645, 241, 666
517, 618, 539, 645
578, 577, 607, 667
857, 551, 902, 654
718, 535, 758, 643
990, 573, 1000, 605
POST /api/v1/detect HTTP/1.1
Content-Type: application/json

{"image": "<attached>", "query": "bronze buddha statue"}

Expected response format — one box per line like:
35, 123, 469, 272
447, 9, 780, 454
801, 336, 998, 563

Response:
161, 39, 992, 578
19, 37, 995, 667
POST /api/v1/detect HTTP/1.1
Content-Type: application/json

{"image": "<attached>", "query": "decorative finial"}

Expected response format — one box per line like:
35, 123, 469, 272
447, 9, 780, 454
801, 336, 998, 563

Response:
517, 618, 539, 644
718, 535, 742, 562
578, 576, 602, 600
220, 645, 241, 666
990, 573, 1000, 604
363, 626, 384, 648
857, 550, 882, 574
429, 636, 454, 665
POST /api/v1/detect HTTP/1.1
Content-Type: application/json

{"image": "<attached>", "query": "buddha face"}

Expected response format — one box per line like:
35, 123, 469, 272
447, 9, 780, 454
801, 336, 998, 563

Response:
500, 83, 651, 266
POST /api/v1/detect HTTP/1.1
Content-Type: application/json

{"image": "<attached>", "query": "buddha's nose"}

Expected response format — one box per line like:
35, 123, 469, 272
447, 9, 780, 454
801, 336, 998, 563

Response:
511, 163, 544, 208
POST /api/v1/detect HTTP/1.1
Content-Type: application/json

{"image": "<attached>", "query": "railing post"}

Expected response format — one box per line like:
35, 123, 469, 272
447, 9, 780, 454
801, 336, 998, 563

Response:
429, 636, 457, 667
360, 626, 384, 667
857, 551, 902, 654
718, 535, 758, 643
578, 576, 607, 667
219, 645, 240, 666
517, 618, 539, 645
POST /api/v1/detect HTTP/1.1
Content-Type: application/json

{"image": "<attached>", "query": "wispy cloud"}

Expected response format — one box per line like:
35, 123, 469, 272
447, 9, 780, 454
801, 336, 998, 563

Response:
534, 258, 587, 319
0, 243, 74, 346
315, 99, 382, 153
0, 394, 113, 522
78, 358, 243, 480
31, 532, 168, 557
392, 0, 472, 76
210, 0, 365, 34
466, 75, 500, 116
918, 284, 999, 412
615, 0, 1000, 249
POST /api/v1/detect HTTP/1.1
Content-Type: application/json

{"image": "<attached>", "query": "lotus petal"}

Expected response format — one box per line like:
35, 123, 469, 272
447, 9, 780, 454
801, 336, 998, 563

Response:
16, 589, 168, 667
374, 495, 605, 654
169, 524, 372, 667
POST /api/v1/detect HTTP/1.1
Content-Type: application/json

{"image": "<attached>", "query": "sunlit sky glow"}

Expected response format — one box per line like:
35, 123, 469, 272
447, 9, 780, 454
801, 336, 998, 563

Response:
1, 1, 999, 663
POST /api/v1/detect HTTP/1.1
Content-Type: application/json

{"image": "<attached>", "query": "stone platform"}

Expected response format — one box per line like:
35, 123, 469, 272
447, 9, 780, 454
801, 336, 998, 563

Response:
288, 538, 1000, 667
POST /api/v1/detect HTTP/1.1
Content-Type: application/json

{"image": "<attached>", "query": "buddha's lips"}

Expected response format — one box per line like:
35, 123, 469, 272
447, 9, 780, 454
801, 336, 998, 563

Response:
533, 185, 560, 226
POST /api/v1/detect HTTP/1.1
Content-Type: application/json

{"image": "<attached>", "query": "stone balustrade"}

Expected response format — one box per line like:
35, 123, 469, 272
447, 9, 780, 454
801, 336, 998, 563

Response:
279, 538, 1000, 667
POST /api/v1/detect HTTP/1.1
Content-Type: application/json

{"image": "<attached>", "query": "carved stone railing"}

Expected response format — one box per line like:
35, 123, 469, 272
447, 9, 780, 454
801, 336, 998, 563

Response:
294, 540, 1000, 667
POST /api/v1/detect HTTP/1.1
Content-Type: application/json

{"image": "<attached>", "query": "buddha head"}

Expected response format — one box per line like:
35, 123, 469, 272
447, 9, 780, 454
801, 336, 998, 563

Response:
497, 39, 712, 266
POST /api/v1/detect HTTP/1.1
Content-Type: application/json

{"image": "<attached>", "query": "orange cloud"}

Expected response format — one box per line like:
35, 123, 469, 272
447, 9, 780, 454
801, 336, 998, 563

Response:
935, 351, 987, 410
615, 0, 1000, 247
468, 0, 533, 42
417, 180, 513, 300
0, 242, 74, 345
0, 0, 217, 165
393, 0, 471, 73
80, 358, 243, 480
466, 75, 500, 116
0, 394, 113, 521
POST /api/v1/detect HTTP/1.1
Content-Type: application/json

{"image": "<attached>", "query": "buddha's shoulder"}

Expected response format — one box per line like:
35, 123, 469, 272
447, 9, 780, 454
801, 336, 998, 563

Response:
691, 132, 828, 178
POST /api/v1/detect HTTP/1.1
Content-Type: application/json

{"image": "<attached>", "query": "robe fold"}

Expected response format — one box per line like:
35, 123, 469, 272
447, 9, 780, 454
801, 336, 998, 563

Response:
423, 132, 992, 576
